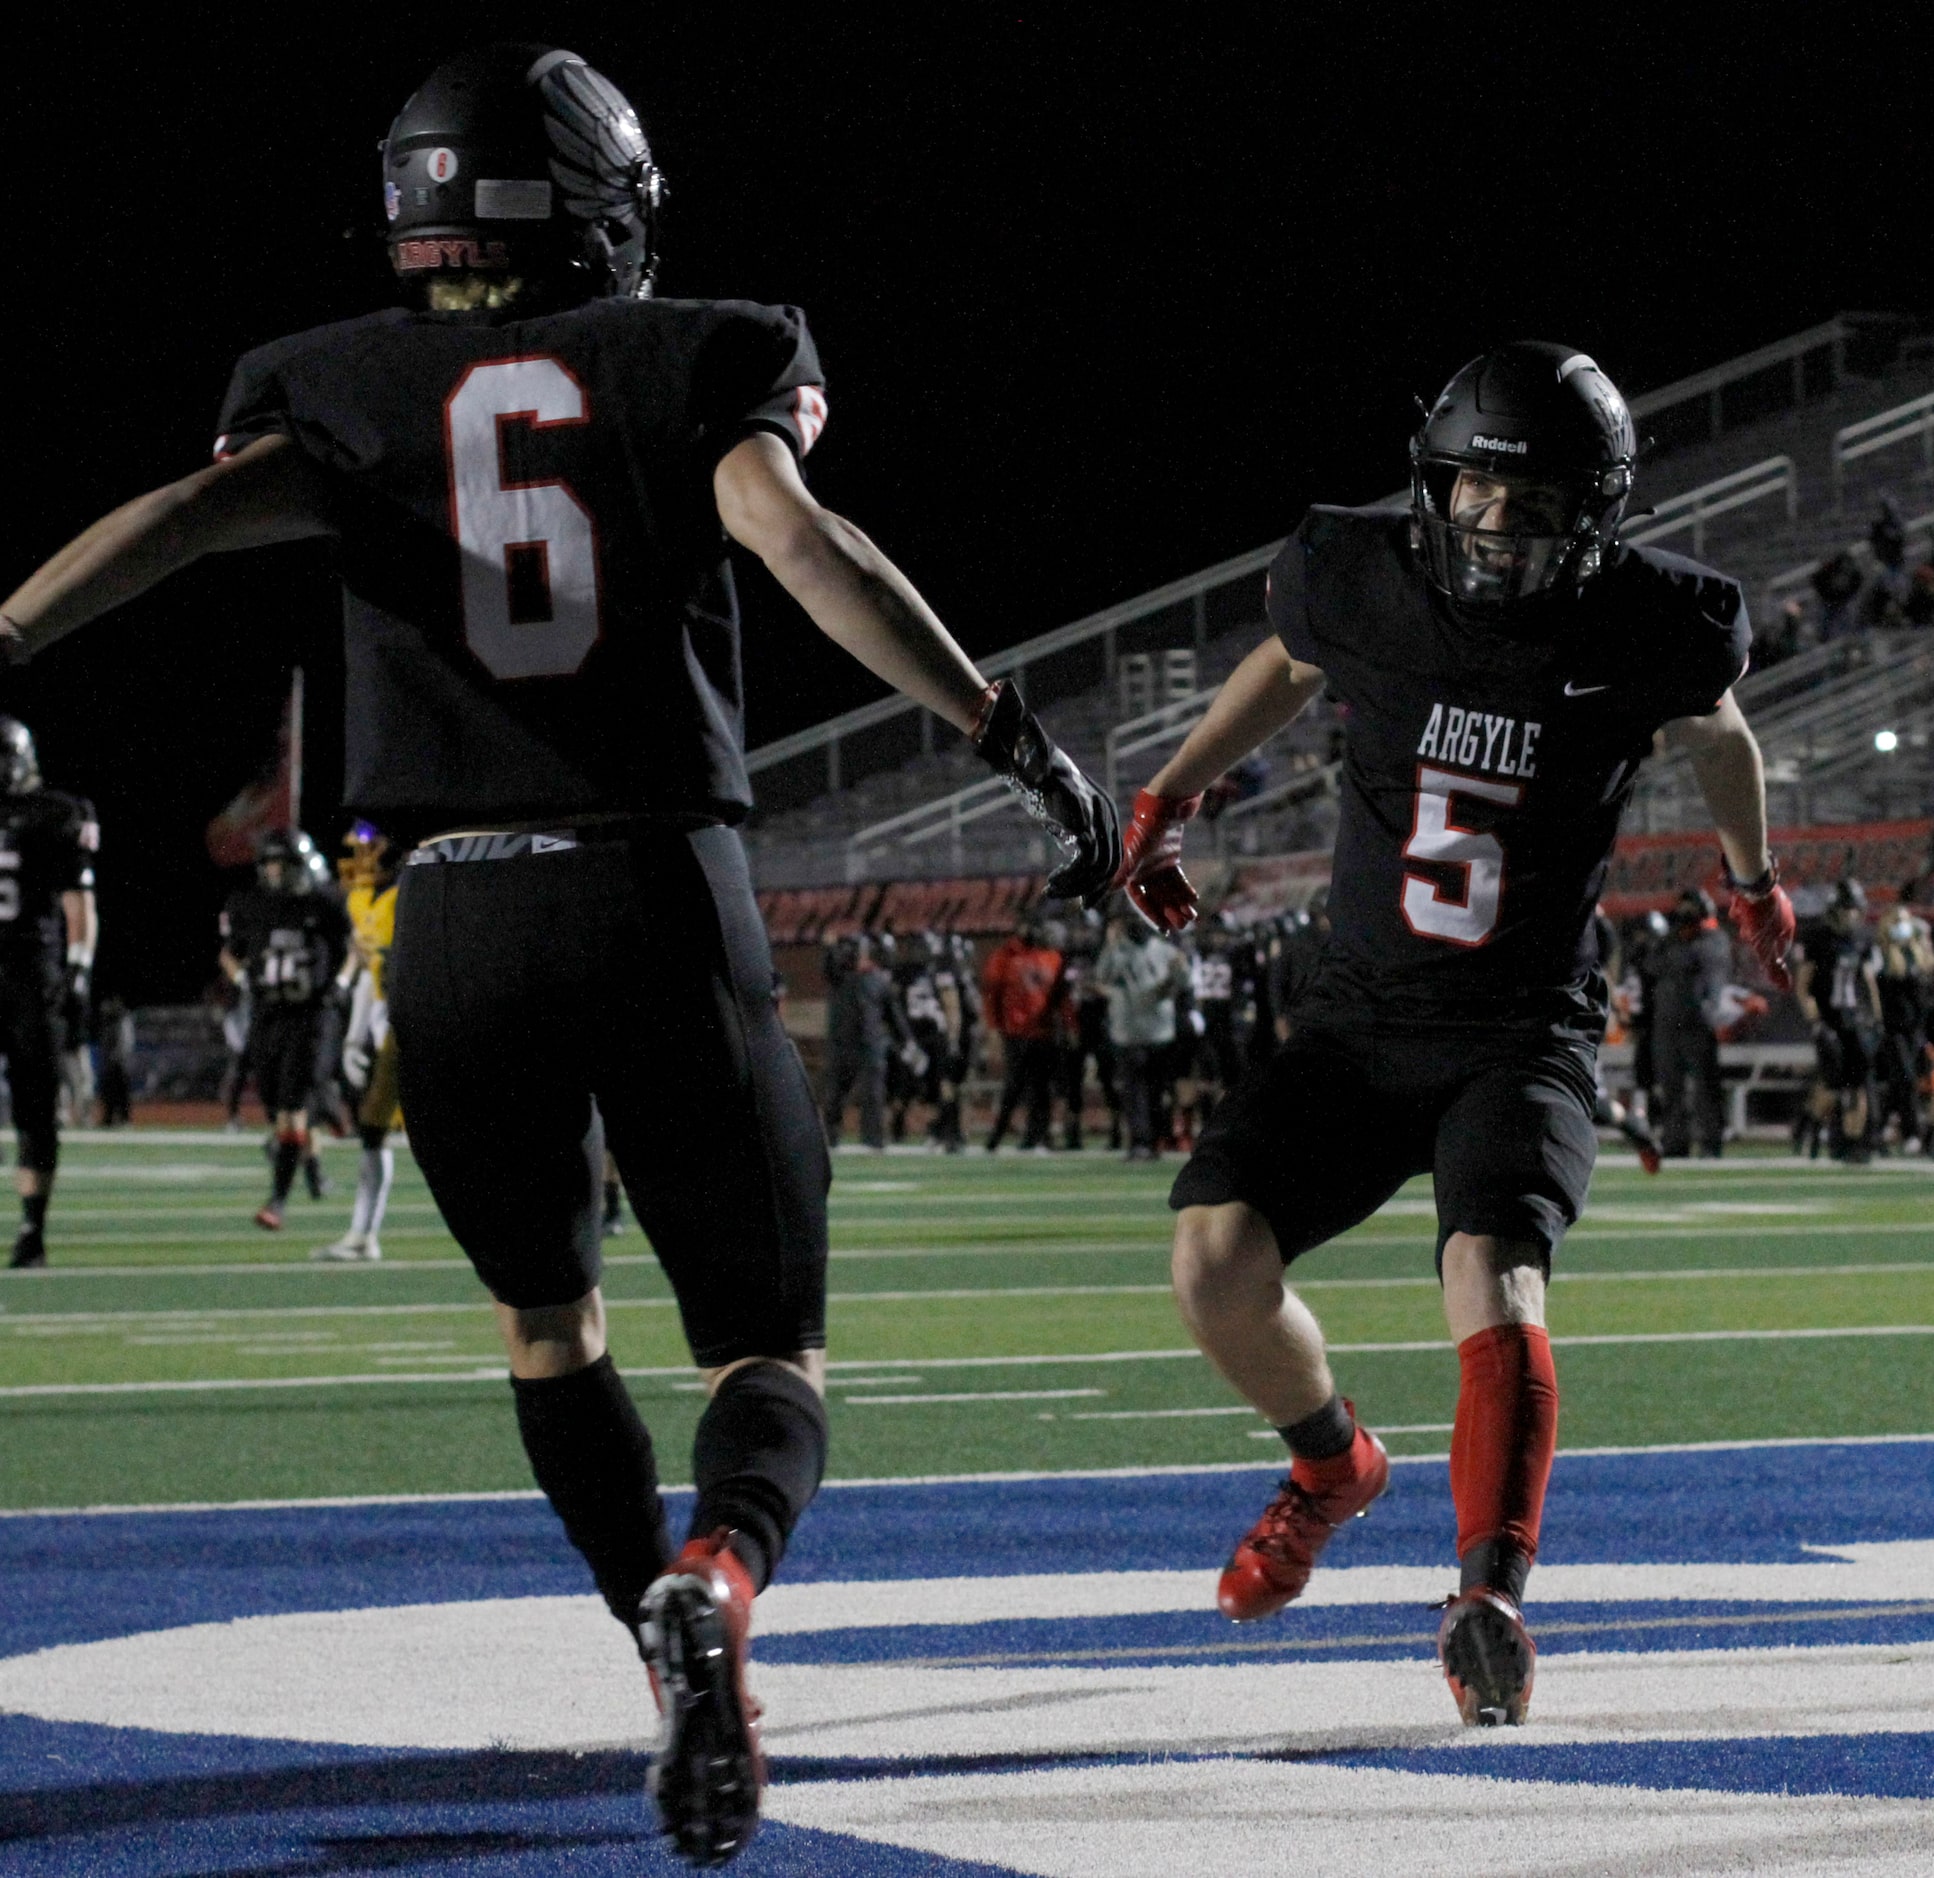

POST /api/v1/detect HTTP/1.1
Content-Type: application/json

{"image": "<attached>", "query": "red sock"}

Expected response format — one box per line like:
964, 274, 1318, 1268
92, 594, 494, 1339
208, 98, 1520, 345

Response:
1449, 1324, 1558, 1566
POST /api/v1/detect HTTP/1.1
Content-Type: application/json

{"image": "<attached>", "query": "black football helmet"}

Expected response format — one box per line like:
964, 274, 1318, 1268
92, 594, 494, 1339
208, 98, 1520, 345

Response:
383, 43, 665, 304
257, 828, 320, 894
1827, 878, 1869, 930
0, 718, 41, 796
1410, 341, 1637, 611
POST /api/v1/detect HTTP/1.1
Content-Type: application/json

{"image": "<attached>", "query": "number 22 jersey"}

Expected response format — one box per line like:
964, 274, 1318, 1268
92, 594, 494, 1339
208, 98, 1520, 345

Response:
214, 297, 828, 836
1267, 504, 1751, 1033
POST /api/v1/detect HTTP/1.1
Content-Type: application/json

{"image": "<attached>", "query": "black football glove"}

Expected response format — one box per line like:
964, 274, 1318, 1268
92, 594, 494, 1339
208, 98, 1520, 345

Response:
972, 680, 1122, 906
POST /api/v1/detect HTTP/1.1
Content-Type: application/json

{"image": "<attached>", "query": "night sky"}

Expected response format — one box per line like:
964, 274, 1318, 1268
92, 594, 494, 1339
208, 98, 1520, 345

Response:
3, 8, 1925, 1001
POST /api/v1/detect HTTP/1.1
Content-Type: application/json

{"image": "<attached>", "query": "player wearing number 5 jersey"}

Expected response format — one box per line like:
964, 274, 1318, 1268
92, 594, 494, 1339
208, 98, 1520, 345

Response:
0, 718, 98, 1269
1116, 341, 1795, 1730
0, 42, 1118, 1866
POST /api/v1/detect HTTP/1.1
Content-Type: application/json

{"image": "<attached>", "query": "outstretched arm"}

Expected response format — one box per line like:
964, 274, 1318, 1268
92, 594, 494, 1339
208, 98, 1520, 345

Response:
1668, 691, 1794, 987
0, 436, 334, 661
714, 432, 987, 732
1147, 635, 1327, 800
714, 431, 1120, 901
1666, 691, 1770, 885
1115, 635, 1326, 933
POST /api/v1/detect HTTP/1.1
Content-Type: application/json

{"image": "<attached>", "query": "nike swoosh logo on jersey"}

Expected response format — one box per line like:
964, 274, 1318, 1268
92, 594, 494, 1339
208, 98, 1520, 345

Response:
1563, 680, 1611, 696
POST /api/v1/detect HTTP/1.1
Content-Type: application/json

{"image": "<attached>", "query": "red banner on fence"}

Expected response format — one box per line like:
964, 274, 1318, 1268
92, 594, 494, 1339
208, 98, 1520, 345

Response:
758, 873, 1045, 943
1601, 819, 1933, 915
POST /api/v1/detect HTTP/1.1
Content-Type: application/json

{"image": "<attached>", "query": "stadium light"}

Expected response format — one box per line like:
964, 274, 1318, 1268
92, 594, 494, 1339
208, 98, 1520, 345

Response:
1875, 729, 1900, 753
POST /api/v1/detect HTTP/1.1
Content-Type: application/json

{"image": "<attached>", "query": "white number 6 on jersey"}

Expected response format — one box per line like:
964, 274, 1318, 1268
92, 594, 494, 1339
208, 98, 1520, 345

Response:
1400, 765, 1522, 946
444, 356, 602, 680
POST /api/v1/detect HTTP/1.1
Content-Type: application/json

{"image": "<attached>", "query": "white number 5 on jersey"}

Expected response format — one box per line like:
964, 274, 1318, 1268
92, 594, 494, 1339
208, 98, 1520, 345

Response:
1400, 765, 1522, 947
444, 355, 602, 680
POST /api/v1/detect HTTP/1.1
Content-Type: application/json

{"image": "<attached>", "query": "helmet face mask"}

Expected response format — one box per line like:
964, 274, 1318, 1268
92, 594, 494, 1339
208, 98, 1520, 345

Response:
256, 829, 320, 895
1410, 341, 1637, 616
0, 718, 41, 797
383, 43, 665, 309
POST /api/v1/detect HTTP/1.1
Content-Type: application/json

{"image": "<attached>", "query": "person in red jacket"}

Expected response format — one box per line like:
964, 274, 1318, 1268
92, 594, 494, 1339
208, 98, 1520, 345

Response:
983, 914, 1065, 1151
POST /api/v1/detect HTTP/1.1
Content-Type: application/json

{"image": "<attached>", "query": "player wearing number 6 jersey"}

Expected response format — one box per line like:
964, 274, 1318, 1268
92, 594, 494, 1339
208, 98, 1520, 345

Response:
1118, 341, 1794, 1729
0, 41, 1117, 1865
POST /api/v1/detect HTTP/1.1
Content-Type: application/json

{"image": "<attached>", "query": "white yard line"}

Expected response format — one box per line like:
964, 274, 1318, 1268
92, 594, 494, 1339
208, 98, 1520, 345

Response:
845, 1389, 1108, 1405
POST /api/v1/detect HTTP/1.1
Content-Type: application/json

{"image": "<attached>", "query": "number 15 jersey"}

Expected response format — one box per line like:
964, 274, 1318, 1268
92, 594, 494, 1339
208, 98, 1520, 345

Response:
1267, 504, 1751, 1033
214, 297, 827, 836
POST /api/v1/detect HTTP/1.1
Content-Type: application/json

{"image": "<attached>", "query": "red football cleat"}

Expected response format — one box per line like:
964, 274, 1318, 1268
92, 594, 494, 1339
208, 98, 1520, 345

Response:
1637, 1142, 1662, 1176
1217, 1417, 1390, 1621
1438, 1587, 1537, 1726
642, 1529, 764, 1867
253, 1204, 283, 1232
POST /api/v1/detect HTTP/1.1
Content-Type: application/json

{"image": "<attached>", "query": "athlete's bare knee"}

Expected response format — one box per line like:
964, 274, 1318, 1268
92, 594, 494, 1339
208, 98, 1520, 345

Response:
497, 1288, 607, 1379
1172, 1202, 1283, 1313
699, 1350, 826, 1398
1441, 1233, 1547, 1340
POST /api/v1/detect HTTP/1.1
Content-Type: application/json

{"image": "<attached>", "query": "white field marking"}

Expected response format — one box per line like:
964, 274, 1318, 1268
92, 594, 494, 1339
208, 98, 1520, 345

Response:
1378, 1197, 1834, 1220
12, 1324, 1934, 1400
7, 1434, 1934, 1517
1248, 1421, 1453, 1438
11, 1260, 1931, 1328
9, 1594, 1934, 1758
844, 1389, 1108, 1406
839, 1376, 925, 1386
9, 1220, 1934, 1287
1061, 1406, 1260, 1421
836, 1180, 922, 1191
769, 1758, 1934, 1878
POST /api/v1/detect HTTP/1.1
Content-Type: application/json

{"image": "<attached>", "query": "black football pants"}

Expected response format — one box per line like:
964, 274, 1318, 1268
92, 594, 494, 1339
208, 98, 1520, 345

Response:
388, 826, 830, 1367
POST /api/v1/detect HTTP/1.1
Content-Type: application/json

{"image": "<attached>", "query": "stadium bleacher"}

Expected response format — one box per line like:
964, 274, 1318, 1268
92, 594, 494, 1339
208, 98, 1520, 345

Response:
742, 313, 1934, 890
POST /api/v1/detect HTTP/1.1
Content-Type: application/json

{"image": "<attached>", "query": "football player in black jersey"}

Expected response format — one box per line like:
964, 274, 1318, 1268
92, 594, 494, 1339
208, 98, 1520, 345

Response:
0, 718, 98, 1269
1113, 343, 1796, 1729
219, 830, 352, 1229
0, 43, 1118, 1865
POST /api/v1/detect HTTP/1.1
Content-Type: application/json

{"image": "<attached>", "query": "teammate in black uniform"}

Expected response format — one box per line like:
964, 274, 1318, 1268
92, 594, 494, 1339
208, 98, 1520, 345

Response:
0, 43, 1117, 1865
0, 719, 98, 1269
219, 830, 352, 1228
1113, 343, 1794, 1729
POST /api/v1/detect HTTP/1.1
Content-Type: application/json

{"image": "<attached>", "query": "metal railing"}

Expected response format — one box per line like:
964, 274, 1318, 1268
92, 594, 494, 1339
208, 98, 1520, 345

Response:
1623, 455, 1796, 557
1762, 508, 1934, 613
746, 541, 1279, 792
749, 318, 1917, 804
1103, 688, 1221, 796
1832, 390, 1934, 509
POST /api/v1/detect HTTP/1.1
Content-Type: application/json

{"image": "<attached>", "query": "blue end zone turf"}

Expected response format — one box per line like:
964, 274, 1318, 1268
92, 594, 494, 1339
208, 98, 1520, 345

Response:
3, 1441, 1931, 1874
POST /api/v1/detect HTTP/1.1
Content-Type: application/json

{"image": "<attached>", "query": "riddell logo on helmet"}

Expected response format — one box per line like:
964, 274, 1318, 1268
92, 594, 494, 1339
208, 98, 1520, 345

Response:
395, 238, 512, 272
1471, 434, 1529, 454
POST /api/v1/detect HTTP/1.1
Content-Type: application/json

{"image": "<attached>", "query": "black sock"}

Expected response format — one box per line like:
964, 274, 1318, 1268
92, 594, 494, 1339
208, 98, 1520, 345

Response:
602, 1178, 620, 1223
19, 1193, 47, 1233
511, 1354, 671, 1626
1459, 1537, 1531, 1606
270, 1137, 302, 1204
1277, 1392, 1355, 1460
690, 1361, 829, 1592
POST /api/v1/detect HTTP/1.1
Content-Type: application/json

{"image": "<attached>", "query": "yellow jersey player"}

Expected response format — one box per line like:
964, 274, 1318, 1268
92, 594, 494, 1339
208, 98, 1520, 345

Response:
318, 821, 400, 1262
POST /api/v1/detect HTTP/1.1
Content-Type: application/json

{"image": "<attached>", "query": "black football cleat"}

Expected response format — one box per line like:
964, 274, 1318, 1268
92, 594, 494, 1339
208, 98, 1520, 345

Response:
1438, 1587, 1537, 1726
8, 1226, 46, 1270
642, 1531, 764, 1867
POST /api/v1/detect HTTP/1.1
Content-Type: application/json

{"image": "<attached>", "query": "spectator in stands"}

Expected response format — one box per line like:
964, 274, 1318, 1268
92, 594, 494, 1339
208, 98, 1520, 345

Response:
982, 912, 1064, 1151
1651, 888, 1731, 1158
1755, 596, 1806, 669
822, 932, 908, 1150
1856, 496, 1913, 628
1811, 549, 1865, 642
1095, 912, 1191, 1160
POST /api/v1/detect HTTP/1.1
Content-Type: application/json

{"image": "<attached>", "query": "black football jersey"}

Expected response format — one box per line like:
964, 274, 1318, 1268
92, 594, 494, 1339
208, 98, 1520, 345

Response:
1798, 921, 1879, 1022
220, 887, 351, 1008
214, 297, 827, 834
0, 789, 96, 978
1268, 505, 1751, 1031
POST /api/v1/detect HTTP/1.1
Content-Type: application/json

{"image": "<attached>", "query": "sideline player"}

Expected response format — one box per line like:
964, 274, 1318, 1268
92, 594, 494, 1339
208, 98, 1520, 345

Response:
1113, 343, 1794, 1727
0, 718, 97, 1269
319, 820, 401, 1262
0, 43, 1118, 1863
219, 830, 351, 1229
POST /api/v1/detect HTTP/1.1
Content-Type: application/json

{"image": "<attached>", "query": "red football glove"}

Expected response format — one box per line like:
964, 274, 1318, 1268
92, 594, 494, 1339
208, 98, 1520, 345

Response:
1729, 870, 1797, 992
1114, 789, 1203, 932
